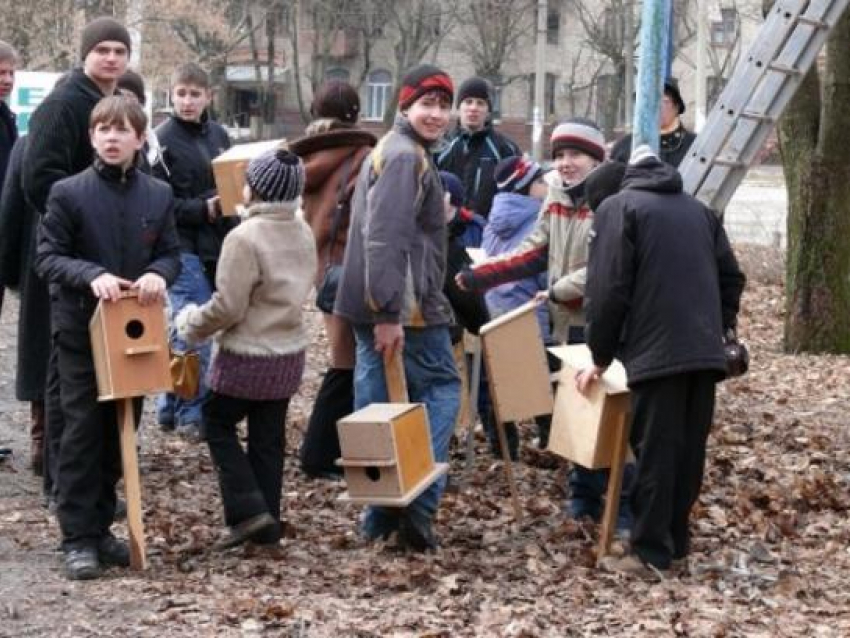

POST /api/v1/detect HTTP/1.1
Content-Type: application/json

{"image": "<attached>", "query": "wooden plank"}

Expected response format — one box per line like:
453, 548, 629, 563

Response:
383, 350, 409, 403
480, 300, 553, 423
596, 410, 632, 564
116, 399, 146, 570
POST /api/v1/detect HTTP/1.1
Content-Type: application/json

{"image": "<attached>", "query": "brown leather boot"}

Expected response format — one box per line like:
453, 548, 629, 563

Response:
30, 401, 45, 476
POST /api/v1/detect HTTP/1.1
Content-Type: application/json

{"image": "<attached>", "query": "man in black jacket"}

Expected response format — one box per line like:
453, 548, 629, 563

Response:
436, 76, 519, 244
0, 41, 17, 203
610, 79, 697, 168
153, 62, 233, 439
35, 96, 181, 580
20, 17, 131, 502
577, 148, 745, 576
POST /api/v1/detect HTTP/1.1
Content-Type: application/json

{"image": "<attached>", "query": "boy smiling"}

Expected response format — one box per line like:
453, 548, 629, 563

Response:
334, 64, 461, 550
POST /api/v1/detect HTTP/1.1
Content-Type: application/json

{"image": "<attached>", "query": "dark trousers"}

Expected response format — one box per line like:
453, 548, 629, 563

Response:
54, 335, 141, 550
629, 371, 717, 569
300, 368, 352, 477
43, 342, 63, 499
203, 392, 289, 530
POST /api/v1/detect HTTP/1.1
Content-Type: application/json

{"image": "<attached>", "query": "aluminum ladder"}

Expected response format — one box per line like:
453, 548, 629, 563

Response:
680, 0, 850, 211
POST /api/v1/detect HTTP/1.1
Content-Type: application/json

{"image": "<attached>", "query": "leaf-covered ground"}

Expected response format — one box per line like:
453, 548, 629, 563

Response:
2, 245, 849, 637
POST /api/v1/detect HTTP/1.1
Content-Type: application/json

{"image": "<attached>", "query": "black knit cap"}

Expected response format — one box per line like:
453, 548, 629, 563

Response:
80, 17, 132, 61
311, 80, 360, 124
398, 64, 454, 111
246, 148, 305, 203
456, 77, 492, 110
664, 78, 686, 115
585, 161, 627, 211
117, 69, 146, 104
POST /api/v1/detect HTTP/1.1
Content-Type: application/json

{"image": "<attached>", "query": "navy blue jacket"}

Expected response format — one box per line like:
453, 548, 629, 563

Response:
153, 113, 234, 270
436, 122, 519, 220
35, 160, 181, 335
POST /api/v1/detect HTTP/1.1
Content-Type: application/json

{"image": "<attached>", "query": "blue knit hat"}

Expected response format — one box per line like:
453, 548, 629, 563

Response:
246, 148, 305, 202
439, 171, 464, 208
495, 156, 544, 194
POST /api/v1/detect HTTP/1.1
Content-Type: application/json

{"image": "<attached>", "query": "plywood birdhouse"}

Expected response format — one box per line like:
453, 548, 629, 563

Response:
479, 301, 554, 424
336, 403, 448, 506
212, 139, 285, 216
547, 345, 630, 469
89, 293, 172, 401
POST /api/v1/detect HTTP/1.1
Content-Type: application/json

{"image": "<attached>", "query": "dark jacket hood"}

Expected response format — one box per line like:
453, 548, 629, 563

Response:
622, 156, 683, 194
488, 193, 541, 239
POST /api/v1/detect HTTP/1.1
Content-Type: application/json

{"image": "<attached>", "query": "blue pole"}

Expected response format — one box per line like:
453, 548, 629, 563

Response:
665, 3, 675, 79
632, 0, 673, 155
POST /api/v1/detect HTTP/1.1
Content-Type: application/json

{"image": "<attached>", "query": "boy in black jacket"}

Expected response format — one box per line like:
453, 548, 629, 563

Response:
35, 96, 181, 580
153, 62, 233, 438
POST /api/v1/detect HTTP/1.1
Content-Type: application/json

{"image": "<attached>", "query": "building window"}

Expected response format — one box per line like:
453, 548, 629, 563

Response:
365, 69, 392, 121
547, 8, 561, 45
325, 68, 350, 82
711, 7, 738, 47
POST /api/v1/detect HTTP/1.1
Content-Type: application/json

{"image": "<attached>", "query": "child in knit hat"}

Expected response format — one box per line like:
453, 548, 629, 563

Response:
457, 119, 634, 530
176, 148, 317, 549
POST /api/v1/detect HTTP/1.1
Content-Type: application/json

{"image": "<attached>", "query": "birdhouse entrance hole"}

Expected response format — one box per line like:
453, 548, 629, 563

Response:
125, 320, 145, 340
365, 467, 381, 482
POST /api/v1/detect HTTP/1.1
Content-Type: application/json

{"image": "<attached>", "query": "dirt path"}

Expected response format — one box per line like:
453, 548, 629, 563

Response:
2, 247, 850, 637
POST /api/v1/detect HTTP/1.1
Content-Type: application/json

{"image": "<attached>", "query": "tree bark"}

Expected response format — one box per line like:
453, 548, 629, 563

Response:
782, 8, 850, 352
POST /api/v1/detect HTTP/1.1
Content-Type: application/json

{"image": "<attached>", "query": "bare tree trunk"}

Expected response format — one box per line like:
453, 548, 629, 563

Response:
782, 9, 850, 352
287, 0, 311, 123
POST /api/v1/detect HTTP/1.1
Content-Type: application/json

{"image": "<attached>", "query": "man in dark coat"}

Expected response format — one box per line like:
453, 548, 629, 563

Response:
21, 17, 131, 497
436, 76, 520, 243
577, 148, 745, 576
610, 79, 697, 168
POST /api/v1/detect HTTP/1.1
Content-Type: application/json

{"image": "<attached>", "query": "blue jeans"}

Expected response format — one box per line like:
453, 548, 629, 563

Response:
157, 253, 213, 427
352, 325, 460, 538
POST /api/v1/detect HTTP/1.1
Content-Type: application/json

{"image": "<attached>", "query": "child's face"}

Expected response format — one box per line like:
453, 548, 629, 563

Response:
553, 149, 599, 186
83, 41, 129, 86
405, 92, 451, 143
90, 116, 145, 169
459, 97, 488, 132
171, 83, 211, 123
529, 178, 549, 201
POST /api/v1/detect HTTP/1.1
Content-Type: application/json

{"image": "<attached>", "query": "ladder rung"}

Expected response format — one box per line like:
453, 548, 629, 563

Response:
768, 63, 801, 76
796, 15, 828, 29
740, 111, 775, 123
713, 158, 746, 169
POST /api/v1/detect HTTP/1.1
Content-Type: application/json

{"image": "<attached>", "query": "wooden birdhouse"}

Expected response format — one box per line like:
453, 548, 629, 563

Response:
89, 293, 172, 401
336, 403, 448, 506
480, 301, 554, 424
212, 139, 285, 216
547, 345, 631, 469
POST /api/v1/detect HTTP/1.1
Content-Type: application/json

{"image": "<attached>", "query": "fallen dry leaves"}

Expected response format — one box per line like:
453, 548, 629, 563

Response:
1, 245, 850, 636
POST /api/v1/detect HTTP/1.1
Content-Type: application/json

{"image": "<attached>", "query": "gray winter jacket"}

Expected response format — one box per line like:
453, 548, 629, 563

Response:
334, 117, 452, 327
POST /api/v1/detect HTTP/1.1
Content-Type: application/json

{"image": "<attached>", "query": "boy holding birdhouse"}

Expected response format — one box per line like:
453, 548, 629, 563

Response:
35, 95, 181, 580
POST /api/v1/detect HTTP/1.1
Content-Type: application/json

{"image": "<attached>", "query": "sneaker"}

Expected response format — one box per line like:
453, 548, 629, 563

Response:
97, 535, 130, 567
214, 513, 277, 551
64, 546, 101, 580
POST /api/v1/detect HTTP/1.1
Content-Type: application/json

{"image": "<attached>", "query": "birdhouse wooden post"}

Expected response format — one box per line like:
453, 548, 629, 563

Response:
480, 300, 555, 522
89, 292, 172, 570
335, 351, 447, 506
547, 344, 632, 562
